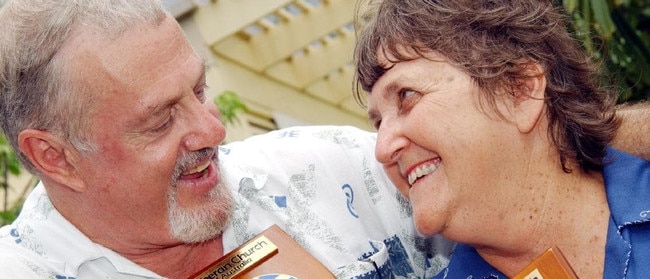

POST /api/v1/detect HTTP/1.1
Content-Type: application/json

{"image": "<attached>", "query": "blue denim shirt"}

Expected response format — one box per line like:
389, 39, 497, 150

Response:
433, 148, 650, 279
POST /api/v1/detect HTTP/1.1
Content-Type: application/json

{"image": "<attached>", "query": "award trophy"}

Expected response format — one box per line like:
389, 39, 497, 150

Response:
511, 246, 578, 279
189, 225, 335, 279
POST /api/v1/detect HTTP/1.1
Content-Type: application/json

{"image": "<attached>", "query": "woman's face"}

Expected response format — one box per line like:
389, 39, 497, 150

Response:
367, 50, 524, 240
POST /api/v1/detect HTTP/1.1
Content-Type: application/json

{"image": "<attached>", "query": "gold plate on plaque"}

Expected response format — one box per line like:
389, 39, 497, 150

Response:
251, 274, 299, 279
189, 225, 335, 279
191, 235, 278, 279
511, 246, 578, 279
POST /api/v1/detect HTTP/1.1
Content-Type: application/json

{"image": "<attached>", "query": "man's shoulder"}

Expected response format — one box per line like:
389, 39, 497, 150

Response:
0, 185, 60, 277
0, 232, 55, 277
221, 125, 377, 155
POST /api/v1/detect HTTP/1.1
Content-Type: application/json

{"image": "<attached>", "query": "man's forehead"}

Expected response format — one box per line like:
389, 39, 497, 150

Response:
64, 16, 194, 91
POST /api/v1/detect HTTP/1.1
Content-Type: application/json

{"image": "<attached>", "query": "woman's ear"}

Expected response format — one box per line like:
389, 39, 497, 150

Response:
512, 63, 546, 134
18, 129, 87, 192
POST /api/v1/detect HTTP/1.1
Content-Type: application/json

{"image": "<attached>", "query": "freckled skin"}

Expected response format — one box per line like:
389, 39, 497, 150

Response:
367, 50, 610, 277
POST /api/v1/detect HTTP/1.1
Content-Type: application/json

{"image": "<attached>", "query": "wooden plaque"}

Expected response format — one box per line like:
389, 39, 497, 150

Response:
189, 225, 335, 279
511, 246, 578, 279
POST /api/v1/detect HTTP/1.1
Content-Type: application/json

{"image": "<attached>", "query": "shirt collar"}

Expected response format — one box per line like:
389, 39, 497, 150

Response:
19, 184, 162, 278
603, 148, 650, 227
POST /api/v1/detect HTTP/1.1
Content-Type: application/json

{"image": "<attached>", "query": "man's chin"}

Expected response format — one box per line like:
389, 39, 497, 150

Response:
167, 183, 234, 243
168, 204, 233, 243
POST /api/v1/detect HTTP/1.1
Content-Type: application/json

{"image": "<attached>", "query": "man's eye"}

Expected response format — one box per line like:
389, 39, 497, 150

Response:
151, 116, 173, 133
195, 84, 208, 102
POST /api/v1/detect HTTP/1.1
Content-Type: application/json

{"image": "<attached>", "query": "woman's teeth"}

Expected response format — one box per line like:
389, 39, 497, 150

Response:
408, 163, 438, 186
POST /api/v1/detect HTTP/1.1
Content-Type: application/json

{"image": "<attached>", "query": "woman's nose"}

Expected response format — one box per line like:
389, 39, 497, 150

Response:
374, 119, 408, 165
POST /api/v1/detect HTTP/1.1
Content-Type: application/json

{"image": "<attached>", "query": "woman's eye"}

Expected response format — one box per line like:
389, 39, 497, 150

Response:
400, 89, 418, 101
398, 89, 420, 112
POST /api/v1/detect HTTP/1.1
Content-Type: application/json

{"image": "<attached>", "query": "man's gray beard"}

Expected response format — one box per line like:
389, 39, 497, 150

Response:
167, 167, 234, 244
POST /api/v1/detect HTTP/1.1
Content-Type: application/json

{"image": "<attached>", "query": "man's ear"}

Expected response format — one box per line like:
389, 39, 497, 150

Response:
512, 63, 546, 134
18, 129, 87, 192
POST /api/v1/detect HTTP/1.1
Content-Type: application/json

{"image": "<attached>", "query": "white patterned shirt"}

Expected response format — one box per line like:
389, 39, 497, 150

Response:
0, 125, 453, 278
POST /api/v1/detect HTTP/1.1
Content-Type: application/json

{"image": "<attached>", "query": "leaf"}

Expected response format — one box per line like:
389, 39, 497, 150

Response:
0, 206, 21, 226
214, 91, 248, 125
592, 0, 617, 39
564, 0, 579, 12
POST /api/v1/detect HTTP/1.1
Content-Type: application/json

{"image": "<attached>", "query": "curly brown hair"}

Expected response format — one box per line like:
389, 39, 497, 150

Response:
353, 0, 620, 172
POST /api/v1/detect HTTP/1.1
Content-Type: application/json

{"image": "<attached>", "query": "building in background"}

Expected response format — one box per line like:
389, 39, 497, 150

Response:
163, 0, 371, 143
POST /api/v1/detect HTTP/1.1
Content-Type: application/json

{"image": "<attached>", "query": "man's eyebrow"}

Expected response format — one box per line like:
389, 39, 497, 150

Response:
140, 59, 208, 122
141, 95, 174, 120
195, 59, 207, 85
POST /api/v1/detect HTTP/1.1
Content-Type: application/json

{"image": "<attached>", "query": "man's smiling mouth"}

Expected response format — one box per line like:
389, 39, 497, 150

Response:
181, 160, 211, 179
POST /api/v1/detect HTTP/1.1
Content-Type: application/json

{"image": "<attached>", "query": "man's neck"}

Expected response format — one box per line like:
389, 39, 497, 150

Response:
45, 183, 227, 278
129, 236, 225, 279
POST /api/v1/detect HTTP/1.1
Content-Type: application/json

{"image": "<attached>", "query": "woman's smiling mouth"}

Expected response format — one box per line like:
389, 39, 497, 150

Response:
406, 159, 441, 186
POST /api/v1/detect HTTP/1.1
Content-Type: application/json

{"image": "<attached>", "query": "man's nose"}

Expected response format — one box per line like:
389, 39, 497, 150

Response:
182, 101, 226, 152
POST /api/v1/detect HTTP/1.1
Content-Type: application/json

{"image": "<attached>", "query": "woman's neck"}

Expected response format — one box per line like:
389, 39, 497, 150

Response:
476, 171, 610, 278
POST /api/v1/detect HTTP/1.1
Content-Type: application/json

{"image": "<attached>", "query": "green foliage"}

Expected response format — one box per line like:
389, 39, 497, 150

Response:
0, 137, 21, 176
0, 134, 24, 226
0, 203, 21, 226
214, 90, 248, 125
562, 0, 650, 102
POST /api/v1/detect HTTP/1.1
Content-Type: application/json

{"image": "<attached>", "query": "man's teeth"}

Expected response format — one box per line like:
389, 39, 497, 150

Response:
183, 161, 210, 176
408, 163, 438, 186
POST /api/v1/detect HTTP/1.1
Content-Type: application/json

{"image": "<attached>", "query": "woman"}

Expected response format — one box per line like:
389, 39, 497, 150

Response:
353, 0, 650, 278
